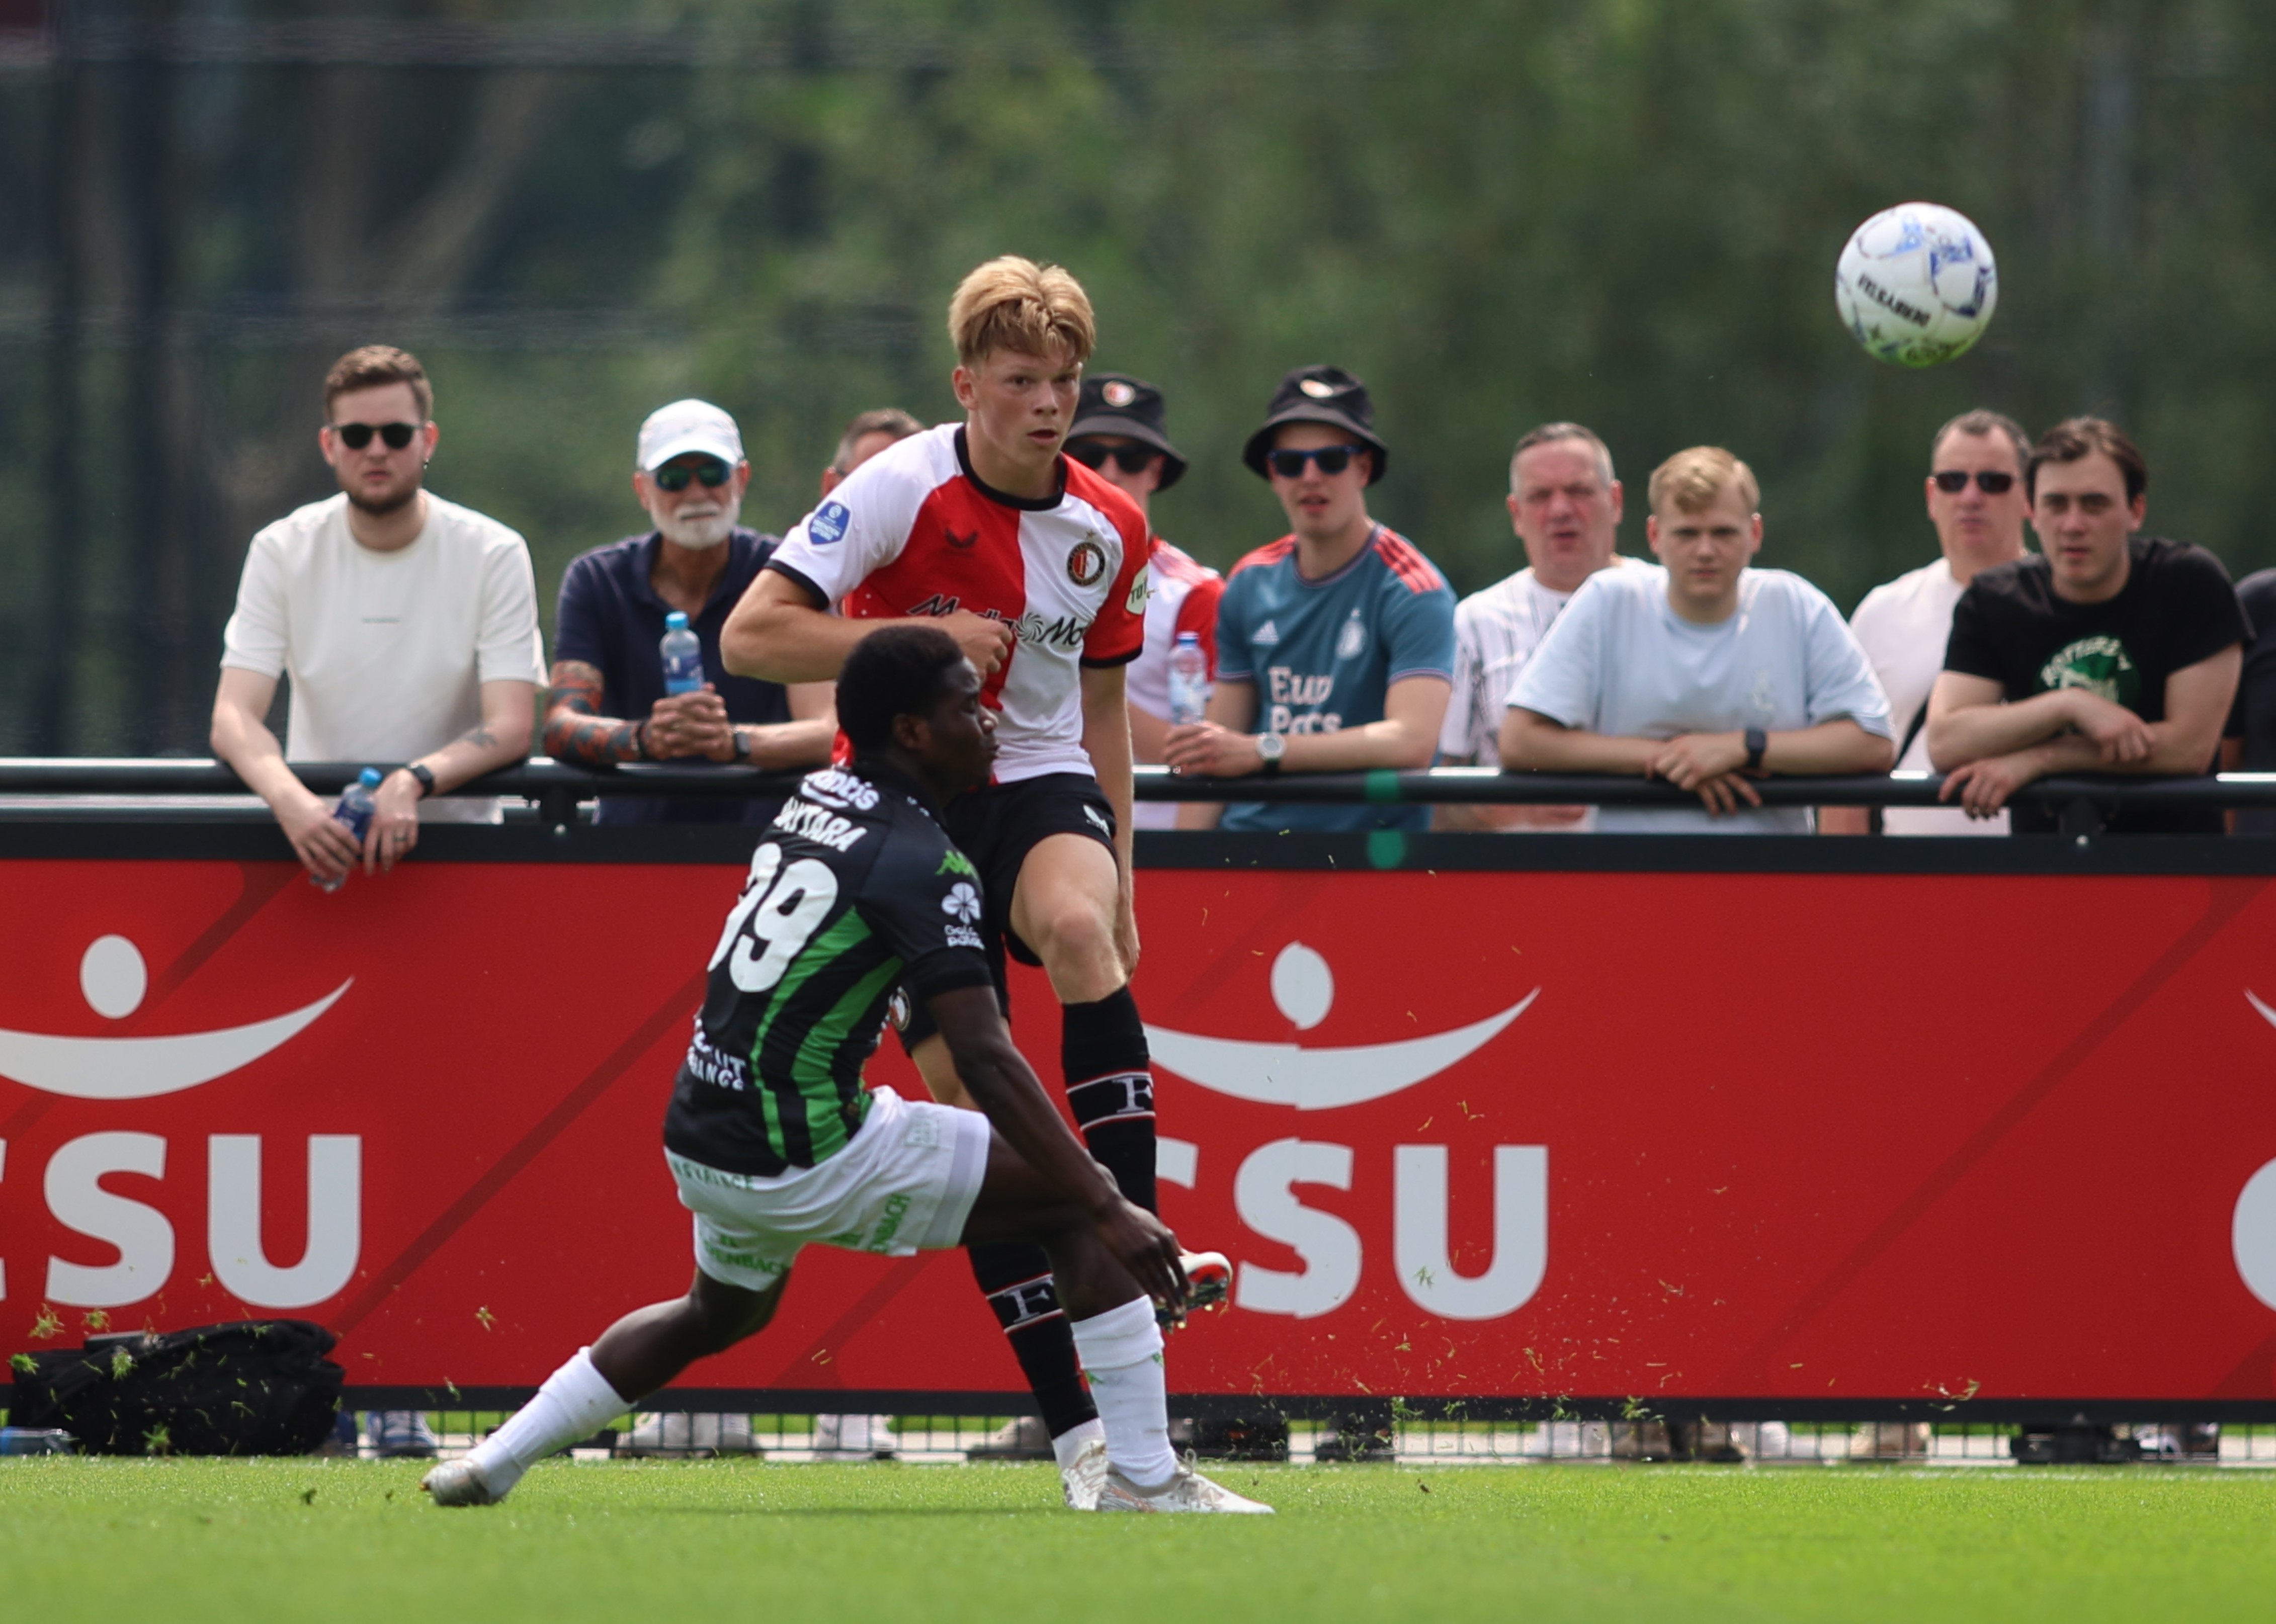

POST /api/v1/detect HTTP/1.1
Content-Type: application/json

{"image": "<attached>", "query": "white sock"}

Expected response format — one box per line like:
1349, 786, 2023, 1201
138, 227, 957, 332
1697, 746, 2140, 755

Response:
1050, 1416, 1106, 1472
1069, 1299, 1174, 1490
466, 1347, 628, 1494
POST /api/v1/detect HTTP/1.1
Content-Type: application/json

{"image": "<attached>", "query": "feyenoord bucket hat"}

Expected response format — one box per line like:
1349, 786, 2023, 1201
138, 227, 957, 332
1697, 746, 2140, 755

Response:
1069, 373, 1189, 490
1241, 364, 1389, 485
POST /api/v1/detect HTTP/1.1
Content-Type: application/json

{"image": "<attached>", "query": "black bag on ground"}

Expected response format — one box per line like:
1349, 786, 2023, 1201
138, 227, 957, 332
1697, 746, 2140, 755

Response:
9, 1319, 345, 1456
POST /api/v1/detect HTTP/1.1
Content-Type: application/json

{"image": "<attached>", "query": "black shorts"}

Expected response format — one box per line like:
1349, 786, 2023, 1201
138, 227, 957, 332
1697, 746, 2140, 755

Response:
895, 773, 1118, 1051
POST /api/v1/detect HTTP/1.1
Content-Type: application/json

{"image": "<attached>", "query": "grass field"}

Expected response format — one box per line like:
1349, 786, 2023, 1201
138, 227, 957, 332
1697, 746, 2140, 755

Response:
3, 1458, 2272, 1622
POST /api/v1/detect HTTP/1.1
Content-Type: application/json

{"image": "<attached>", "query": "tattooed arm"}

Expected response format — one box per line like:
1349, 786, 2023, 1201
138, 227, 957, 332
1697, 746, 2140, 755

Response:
365, 679, 537, 872
544, 659, 646, 765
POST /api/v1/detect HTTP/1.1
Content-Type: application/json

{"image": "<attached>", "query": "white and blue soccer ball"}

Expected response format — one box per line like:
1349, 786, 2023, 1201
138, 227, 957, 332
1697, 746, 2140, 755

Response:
1834, 202, 1998, 367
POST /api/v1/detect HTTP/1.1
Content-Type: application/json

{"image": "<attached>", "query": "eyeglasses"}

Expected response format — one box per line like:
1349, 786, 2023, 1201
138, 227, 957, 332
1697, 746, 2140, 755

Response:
1931, 469, 2016, 494
1067, 442, 1159, 475
332, 421, 419, 451
652, 457, 733, 492
1266, 444, 1365, 479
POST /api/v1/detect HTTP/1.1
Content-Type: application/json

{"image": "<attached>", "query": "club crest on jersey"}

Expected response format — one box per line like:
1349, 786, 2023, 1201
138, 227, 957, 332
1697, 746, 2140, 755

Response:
1336, 613, 1368, 660
809, 501, 851, 545
1067, 539, 1108, 587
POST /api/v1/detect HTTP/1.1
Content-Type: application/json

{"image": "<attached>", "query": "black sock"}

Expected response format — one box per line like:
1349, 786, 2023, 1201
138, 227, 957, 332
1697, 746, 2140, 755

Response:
1062, 985, 1157, 1214
967, 1242, 1095, 1440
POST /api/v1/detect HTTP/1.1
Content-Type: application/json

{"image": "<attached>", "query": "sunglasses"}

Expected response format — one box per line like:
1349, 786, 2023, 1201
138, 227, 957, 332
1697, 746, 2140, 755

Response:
1067, 442, 1159, 475
1931, 469, 2016, 494
652, 457, 733, 492
332, 421, 419, 451
1266, 444, 1365, 479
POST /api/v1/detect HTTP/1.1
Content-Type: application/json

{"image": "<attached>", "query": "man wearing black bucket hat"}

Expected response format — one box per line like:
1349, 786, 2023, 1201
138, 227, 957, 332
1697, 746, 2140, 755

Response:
1067, 374, 1225, 831
1164, 365, 1454, 840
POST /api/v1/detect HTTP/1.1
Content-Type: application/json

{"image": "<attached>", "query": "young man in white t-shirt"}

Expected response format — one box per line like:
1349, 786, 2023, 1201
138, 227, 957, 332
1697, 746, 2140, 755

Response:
1820, 410, 2031, 837
1502, 446, 1894, 833
209, 345, 544, 1461
212, 345, 545, 879
1437, 421, 1638, 831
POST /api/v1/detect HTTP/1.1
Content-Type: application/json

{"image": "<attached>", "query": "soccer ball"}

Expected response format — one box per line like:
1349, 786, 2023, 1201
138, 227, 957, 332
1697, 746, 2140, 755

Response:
1833, 202, 1998, 367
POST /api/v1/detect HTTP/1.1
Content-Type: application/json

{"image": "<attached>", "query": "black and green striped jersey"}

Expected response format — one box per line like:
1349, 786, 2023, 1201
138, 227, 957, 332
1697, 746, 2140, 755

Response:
663, 762, 996, 1175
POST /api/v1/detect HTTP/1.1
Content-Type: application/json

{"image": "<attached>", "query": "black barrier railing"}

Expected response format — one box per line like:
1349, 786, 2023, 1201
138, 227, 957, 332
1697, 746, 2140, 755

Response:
5, 757, 2276, 818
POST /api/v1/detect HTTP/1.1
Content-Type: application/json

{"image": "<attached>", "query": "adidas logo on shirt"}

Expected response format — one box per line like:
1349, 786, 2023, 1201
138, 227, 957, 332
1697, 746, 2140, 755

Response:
1253, 620, 1279, 646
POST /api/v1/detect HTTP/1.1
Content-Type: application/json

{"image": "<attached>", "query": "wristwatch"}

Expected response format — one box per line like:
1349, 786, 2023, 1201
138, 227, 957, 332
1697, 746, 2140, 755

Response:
730, 727, 750, 764
404, 762, 437, 799
1255, 732, 1286, 777
1743, 727, 1767, 773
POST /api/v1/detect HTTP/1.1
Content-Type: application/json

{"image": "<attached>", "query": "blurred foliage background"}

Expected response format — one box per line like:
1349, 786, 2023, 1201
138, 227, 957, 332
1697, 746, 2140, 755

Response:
1, 0, 2271, 753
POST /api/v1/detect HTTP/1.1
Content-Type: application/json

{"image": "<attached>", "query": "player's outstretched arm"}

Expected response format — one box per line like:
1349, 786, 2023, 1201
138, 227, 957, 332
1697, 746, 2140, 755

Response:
929, 984, 1186, 1309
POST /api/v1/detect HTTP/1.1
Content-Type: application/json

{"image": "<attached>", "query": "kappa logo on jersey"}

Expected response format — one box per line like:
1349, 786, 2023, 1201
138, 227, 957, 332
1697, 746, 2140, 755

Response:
1068, 538, 1108, 587
938, 849, 978, 879
809, 501, 851, 545
945, 529, 978, 551
773, 798, 867, 852
1253, 620, 1280, 646
942, 882, 982, 925
798, 769, 880, 812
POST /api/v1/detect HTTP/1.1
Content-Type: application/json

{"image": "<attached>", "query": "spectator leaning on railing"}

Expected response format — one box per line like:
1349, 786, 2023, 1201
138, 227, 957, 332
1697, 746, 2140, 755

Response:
1065, 373, 1224, 833
1925, 417, 2246, 834
1500, 446, 1894, 835
1165, 365, 1455, 839
2224, 566, 2276, 836
1821, 409, 2033, 839
209, 344, 546, 1460
1437, 420, 1640, 833
543, 399, 836, 827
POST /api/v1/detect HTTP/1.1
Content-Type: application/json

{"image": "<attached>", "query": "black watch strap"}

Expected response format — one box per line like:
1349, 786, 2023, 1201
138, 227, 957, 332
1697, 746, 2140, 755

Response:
406, 762, 437, 798
1743, 728, 1767, 773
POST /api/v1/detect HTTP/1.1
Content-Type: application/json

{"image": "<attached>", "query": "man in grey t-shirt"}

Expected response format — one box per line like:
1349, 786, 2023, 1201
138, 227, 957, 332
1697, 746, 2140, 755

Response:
1502, 446, 1894, 833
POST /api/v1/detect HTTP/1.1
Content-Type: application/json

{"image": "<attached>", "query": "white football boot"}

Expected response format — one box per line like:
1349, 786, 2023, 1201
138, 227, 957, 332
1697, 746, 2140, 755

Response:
1158, 1251, 1233, 1329
1094, 1457, 1274, 1514
1061, 1435, 1111, 1510
420, 1458, 505, 1508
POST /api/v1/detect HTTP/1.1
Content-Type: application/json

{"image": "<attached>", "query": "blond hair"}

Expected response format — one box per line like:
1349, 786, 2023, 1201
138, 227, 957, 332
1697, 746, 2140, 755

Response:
1647, 446, 1759, 516
947, 257, 1096, 367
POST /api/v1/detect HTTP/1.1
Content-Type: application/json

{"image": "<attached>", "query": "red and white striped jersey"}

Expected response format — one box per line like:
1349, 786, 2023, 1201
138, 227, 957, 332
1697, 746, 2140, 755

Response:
769, 424, 1154, 784
1125, 537, 1225, 724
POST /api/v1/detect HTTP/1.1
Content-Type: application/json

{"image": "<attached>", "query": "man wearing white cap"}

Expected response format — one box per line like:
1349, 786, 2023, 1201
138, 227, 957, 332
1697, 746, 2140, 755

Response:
545, 399, 835, 824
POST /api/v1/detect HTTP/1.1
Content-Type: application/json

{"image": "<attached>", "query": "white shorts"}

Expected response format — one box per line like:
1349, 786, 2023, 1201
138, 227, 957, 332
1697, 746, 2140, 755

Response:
667, 1086, 992, 1292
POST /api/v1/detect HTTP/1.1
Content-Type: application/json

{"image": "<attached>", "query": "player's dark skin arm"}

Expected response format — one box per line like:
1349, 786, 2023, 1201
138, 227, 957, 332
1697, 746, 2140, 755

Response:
931, 985, 1187, 1315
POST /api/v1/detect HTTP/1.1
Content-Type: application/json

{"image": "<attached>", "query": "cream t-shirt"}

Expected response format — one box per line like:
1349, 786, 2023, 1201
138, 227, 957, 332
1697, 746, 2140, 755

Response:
220, 492, 546, 823
1848, 556, 2007, 836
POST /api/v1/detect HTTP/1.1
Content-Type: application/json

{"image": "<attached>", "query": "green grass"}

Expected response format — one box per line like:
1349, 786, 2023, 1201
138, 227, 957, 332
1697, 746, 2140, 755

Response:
2, 1458, 2271, 1622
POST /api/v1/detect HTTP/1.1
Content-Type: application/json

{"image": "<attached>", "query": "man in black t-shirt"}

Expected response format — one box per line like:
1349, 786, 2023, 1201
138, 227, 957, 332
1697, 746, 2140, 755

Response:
2223, 569, 2276, 836
1925, 417, 2247, 834
425, 626, 1268, 1515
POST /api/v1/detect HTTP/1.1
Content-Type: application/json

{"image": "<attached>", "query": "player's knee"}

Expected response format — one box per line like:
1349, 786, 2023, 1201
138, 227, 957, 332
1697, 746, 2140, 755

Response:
1030, 899, 1120, 989
686, 1274, 780, 1351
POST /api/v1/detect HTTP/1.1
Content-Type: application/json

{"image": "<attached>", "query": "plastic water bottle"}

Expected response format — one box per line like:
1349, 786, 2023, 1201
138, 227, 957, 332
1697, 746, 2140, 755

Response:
661, 611, 704, 695
1168, 631, 1210, 726
313, 767, 383, 893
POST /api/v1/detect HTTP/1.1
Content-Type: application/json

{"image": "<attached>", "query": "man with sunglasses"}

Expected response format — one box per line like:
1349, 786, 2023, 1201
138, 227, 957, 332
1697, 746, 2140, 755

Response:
1065, 373, 1224, 832
545, 399, 837, 825
1926, 417, 2246, 834
1823, 410, 2036, 838
1165, 365, 1454, 839
213, 343, 544, 878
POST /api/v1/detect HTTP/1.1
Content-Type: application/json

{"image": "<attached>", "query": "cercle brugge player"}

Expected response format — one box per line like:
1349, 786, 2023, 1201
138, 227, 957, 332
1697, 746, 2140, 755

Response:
724, 257, 1224, 1487
424, 626, 1269, 1514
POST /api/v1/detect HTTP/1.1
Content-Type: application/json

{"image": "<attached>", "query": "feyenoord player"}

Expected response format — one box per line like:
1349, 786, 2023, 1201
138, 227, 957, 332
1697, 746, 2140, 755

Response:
723, 259, 1217, 1487
424, 628, 1267, 1514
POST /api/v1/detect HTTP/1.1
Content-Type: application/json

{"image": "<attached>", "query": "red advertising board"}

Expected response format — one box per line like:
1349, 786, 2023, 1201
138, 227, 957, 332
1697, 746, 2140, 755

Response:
5, 855, 2276, 1411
